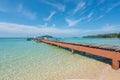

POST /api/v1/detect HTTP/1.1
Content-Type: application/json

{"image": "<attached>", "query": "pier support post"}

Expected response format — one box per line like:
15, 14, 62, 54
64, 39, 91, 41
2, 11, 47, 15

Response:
72, 49, 74, 54
83, 52, 86, 56
57, 45, 60, 48
112, 59, 119, 70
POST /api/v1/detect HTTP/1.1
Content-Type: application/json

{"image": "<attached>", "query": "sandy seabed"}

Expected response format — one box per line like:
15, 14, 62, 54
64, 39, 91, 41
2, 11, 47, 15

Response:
0, 54, 120, 80
0, 44, 120, 80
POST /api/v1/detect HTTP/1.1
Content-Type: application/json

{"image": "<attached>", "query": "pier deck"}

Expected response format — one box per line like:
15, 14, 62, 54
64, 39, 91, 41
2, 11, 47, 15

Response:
33, 38, 120, 70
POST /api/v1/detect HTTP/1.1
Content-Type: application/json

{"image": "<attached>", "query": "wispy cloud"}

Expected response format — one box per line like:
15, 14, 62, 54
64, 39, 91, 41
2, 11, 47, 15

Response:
73, 1, 86, 14
87, 12, 93, 19
44, 1, 65, 12
66, 11, 93, 25
86, 12, 93, 22
96, 1, 120, 20
106, 1, 120, 13
66, 18, 83, 27
44, 11, 56, 21
17, 4, 36, 20
97, 15, 104, 20
0, 22, 78, 37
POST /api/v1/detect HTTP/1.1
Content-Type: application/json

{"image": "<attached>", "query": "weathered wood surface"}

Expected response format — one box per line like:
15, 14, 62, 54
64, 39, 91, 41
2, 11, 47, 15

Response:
56, 41, 120, 52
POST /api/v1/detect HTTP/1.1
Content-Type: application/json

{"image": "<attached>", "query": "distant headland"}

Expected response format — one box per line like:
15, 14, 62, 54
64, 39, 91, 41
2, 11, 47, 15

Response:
83, 32, 120, 38
37, 35, 53, 39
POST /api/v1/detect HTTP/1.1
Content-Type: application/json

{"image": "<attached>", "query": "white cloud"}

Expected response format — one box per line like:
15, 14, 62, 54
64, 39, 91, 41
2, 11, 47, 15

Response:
106, 1, 120, 13
44, 1, 65, 12
86, 12, 93, 22
37, 23, 56, 28
17, 4, 36, 20
37, 23, 48, 27
73, 1, 86, 14
94, 15, 104, 21
88, 12, 93, 18
66, 18, 82, 27
0, 22, 120, 37
100, 24, 120, 32
74, 24, 120, 36
51, 24, 56, 27
95, 1, 118, 21
84, 24, 120, 34
44, 11, 56, 21
0, 22, 79, 37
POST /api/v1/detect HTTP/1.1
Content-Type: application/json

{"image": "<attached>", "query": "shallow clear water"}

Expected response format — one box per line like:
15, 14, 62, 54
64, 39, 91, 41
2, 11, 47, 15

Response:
0, 38, 120, 80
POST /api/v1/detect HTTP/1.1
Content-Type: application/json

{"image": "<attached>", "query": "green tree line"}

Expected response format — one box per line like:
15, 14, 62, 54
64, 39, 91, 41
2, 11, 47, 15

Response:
83, 32, 120, 38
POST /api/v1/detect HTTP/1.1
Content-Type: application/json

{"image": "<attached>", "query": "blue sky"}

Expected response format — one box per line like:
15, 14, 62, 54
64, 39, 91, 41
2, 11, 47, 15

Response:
0, 0, 120, 37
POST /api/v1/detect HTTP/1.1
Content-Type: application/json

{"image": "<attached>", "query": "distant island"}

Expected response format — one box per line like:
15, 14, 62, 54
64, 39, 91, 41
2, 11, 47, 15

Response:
83, 32, 120, 38
37, 35, 53, 38
27, 35, 53, 41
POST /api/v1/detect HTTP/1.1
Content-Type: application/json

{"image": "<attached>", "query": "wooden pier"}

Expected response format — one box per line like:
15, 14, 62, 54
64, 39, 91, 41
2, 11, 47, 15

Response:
33, 38, 120, 70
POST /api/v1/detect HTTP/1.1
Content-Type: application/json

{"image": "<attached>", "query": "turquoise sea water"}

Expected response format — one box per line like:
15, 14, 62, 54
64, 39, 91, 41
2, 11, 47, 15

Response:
0, 38, 120, 80
59, 38, 120, 46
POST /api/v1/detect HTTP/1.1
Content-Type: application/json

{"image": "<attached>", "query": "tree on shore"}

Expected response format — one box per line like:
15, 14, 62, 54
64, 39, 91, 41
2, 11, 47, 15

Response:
117, 33, 120, 38
83, 32, 120, 38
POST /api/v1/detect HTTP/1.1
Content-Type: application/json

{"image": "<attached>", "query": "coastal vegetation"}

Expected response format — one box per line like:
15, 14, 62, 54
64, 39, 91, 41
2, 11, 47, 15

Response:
83, 32, 120, 38
37, 35, 53, 38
